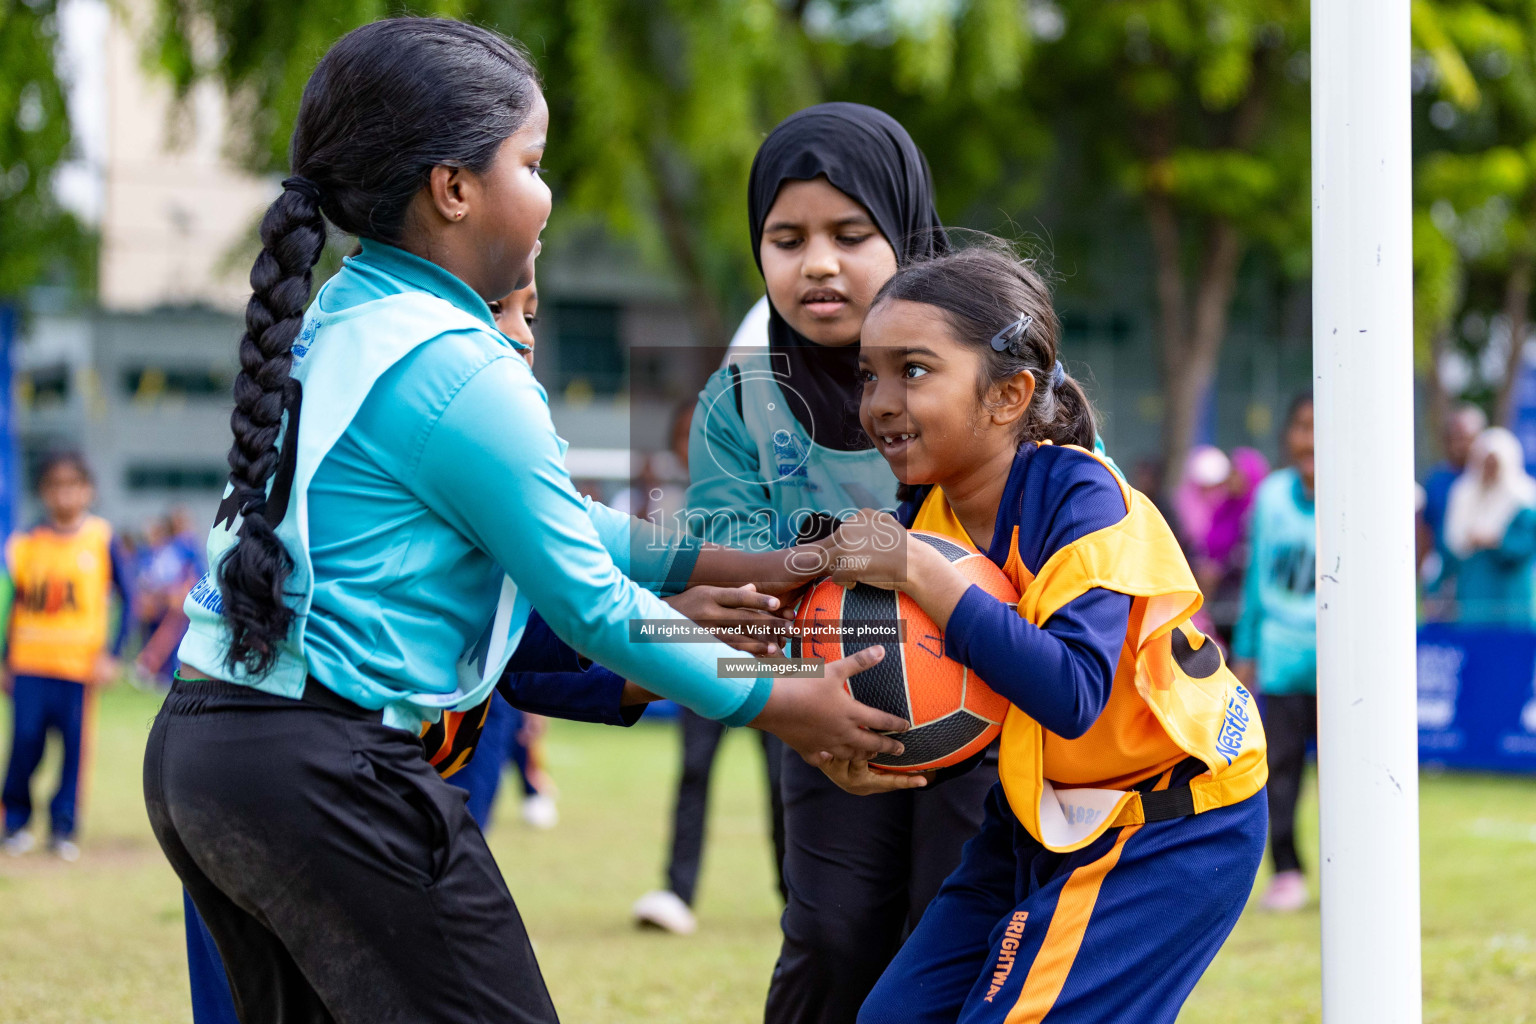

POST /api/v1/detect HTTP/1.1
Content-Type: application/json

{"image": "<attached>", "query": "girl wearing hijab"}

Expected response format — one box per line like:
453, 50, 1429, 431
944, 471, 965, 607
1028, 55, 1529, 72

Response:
679, 103, 999, 1024
1445, 426, 1536, 625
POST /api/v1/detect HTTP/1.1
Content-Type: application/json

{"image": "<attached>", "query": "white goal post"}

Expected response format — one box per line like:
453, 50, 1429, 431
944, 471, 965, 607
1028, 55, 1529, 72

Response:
1311, 2, 1424, 1022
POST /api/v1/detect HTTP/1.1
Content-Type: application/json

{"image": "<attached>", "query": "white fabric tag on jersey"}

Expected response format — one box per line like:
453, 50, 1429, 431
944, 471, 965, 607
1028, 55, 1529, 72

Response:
1038, 780, 1131, 849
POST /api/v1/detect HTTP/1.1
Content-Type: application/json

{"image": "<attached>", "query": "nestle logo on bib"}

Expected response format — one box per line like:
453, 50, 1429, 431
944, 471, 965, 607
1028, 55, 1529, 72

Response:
983, 911, 1028, 1003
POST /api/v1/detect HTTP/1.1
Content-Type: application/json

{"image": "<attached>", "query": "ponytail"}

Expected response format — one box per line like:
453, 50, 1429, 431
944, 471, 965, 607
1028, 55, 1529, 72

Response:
1041, 369, 1097, 451
214, 19, 543, 675
218, 182, 324, 674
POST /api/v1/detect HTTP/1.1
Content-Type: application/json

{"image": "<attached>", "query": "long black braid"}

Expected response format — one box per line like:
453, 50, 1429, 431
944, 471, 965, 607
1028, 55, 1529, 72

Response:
217, 18, 541, 675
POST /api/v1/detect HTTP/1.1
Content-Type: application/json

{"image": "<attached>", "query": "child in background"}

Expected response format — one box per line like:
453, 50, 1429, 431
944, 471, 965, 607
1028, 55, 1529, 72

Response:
134, 514, 202, 685
827, 244, 1267, 1024
634, 398, 789, 937
2, 451, 133, 861
1232, 393, 1316, 913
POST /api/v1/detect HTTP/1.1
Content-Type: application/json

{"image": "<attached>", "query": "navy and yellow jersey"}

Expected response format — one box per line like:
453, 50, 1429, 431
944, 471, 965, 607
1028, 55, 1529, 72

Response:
901, 443, 1266, 853
900, 445, 1137, 745
6, 517, 133, 683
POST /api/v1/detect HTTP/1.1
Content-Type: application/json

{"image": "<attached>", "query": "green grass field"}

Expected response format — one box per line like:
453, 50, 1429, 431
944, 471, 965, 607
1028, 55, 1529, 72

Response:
1, 685, 1532, 1023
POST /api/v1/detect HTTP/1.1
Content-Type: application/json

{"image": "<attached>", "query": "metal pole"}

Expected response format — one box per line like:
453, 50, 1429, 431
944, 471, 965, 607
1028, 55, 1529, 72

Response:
1311, 2, 1422, 1021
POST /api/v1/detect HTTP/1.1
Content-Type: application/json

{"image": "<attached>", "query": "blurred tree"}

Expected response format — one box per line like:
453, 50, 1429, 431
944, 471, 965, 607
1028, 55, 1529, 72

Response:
0, 0, 93, 300
150, 0, 1037, 348
1412, 0, 1536, 432
153, 0, 1334, 484
1028, 1, 1312, 497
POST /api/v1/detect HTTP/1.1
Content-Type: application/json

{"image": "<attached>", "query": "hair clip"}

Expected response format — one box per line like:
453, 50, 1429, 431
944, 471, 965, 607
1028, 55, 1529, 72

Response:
989, 313, 1033, 354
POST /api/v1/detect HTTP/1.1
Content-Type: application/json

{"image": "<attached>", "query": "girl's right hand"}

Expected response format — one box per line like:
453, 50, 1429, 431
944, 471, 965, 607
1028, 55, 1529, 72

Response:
664, 584, 792, 657
816, 756, 930, 795
751, 646, 910, 764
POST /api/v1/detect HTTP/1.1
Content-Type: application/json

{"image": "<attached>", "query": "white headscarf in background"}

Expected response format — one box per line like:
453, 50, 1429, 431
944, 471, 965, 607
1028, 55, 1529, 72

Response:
1445, 427, 1536, 558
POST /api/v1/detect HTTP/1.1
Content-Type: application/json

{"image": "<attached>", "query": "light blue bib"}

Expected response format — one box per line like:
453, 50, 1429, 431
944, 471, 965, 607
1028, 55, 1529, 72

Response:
702, 351, 897, 548
180, 292, 525, 730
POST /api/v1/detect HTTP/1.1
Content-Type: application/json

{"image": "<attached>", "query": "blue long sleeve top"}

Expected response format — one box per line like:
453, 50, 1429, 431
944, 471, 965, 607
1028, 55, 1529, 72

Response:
898, 445, 1132, 739
497, 611, 640, 727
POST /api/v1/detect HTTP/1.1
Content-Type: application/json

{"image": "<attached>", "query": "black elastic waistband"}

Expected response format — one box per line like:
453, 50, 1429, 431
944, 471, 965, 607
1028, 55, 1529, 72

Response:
1130, 756, 1208, 824
299, 676, 384, 723
168, 675, 383, 723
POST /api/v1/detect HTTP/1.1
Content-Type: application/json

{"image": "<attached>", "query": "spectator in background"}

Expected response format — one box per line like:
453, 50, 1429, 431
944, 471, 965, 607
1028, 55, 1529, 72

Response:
1, 451, 134, 862
453, 697, 560, 832
1208, 448, 1271, 570
1205, 447, 1271, 640
1444, 426, 1536, 626
134, 515, 201, 685
1175, 445, 1232, 638
1173, 445, 1232, 561
1422, 404, 1488, 596
1232, 393, 1316, 913
167, 506, 208, 577
633, 397, 787, 937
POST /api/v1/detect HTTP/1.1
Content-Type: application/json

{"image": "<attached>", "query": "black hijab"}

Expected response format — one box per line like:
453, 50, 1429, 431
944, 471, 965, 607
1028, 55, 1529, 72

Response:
747, 102, 948, 451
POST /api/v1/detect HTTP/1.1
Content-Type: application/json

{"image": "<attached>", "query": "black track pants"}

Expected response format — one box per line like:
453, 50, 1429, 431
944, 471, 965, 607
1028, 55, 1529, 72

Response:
143, 678, 559, 1024
764, 745, 999, 1024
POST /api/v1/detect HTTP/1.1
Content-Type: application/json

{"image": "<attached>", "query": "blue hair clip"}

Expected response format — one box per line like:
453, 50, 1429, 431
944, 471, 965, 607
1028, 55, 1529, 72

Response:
989, 313, 1033, 354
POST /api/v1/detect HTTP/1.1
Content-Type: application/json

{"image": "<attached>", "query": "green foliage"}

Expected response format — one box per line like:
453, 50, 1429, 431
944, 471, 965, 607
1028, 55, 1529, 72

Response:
0, 0, 93, 300
1033, 1, 1313, 273
147, 0, 1047, 326
1413, 0, 1536, 393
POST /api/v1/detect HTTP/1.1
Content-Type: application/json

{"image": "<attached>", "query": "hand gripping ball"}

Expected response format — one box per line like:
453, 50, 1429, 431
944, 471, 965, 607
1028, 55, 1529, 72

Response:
794, 530, 1019, 772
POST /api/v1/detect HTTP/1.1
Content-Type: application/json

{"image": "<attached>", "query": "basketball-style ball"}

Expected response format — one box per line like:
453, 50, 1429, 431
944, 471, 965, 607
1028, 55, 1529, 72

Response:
794, 530, 1020, 772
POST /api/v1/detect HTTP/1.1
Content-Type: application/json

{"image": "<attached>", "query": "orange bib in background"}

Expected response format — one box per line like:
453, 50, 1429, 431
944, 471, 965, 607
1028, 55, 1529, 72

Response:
912, 446, 1267, 853
7, 517, 115, 683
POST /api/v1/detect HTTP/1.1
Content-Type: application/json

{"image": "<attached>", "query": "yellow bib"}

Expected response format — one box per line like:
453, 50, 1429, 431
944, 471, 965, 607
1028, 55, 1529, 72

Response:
912, 446, 1267, 852
7, 517, 115, 683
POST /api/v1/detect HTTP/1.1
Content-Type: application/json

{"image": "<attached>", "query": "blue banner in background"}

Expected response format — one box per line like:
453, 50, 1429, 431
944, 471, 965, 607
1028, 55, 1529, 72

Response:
0, 304, 16, 537
1418, 623, 1536, 773
1512, 347, 1536, 471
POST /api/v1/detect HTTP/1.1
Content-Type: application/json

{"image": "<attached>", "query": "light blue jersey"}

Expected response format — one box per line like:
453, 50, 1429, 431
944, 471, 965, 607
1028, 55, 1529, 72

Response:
685, 359, 897, 547
181, 240, 767, 732
1231, 468, 1317, 696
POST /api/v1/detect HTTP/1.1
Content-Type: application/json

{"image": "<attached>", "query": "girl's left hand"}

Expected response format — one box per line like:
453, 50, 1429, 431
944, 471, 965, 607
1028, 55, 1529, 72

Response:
823, 509, 910, 591
816, 754, 931, 795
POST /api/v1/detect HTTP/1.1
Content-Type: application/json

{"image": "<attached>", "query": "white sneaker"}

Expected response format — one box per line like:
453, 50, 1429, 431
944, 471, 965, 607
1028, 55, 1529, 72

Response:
1260, 869, 1308, 912
632, 889, 697, 936
520, 793, 559, 830
2, 830, 36, 857
49, 838, 80, 863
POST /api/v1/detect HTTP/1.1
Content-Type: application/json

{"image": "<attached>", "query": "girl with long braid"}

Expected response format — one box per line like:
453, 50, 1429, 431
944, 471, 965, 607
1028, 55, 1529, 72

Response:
143, 19, 906, 1023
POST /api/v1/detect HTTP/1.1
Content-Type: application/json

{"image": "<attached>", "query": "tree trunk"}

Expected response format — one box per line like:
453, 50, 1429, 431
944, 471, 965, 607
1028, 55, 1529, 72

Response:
1147, 193, 1188, 501
1149, 195, 1246, 502
1427, 325, 1452, 460
1495, 254, 1533, 427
